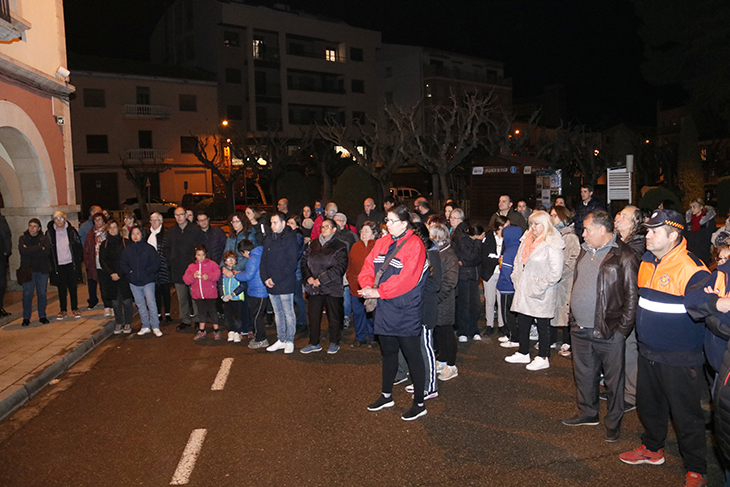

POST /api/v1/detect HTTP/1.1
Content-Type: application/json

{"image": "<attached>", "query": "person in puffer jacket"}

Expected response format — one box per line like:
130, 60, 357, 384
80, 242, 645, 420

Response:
120, 226, 161, 336
183, 244, 222, 341
235, 240, 269, 349
219, 250, 249, 343
496, 225, 522, 346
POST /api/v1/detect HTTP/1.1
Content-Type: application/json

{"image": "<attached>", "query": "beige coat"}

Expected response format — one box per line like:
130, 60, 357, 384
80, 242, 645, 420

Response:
551, 225, 581, 327
510, 230, 565, 319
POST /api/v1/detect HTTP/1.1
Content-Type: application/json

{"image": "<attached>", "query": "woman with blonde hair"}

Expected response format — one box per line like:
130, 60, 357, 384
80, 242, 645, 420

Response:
505, 210, 565, 371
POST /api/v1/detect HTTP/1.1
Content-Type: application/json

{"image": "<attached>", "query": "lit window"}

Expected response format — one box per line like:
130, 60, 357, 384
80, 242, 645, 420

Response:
701, 149, 707, 161
325, 49, 336, 62
253, 39, 264, 60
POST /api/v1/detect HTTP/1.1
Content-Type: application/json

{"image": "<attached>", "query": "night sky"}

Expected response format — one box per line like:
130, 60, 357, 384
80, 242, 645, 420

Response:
63, 0, 684, 128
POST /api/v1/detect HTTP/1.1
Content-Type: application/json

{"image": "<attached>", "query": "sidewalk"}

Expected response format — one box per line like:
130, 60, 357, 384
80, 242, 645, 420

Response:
0, 283, 115, 422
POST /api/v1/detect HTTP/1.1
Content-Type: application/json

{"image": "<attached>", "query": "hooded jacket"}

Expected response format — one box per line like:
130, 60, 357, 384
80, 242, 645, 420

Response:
183, 258, 221, 300
259, 226, 300, 295
235, 246, 268, 298
120, 240, 161, 287
510, 228, 565, 318
496, 226, 523, 294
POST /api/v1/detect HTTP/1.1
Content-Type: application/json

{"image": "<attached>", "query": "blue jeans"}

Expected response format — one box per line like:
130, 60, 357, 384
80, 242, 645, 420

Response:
270, 293, 295, 342
22, 272, 48, 320
130, 282, 159, 330
351, 295, 374, 341
343, 285, 352, 321
293, 284, 307, 325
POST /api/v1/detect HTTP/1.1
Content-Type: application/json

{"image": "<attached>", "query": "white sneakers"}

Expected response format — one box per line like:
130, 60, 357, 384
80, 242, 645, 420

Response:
439, 365, 459, 381
153, 328, 163, 337
500, 341, 519, 348
504, 352, 530, 364
233, 333, 241, 343
284, 341, 295, 354
472, 334, 482, 341
104, 308, 114, 318
458, 335, 468, 343
436, 361, 446, 373
266, 340, 286, 352
526, 357, 550, 371
137, 327, 151, 336
498, 335, 510, 343
227, 331, 238, 342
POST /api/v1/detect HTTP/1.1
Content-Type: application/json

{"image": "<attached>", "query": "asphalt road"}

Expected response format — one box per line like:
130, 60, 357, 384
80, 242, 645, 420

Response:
0, 318, 724, 487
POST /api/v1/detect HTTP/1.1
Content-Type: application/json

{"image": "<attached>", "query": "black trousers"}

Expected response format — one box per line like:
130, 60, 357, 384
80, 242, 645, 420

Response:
500, 293, 517, 340
517, 314, 551, 358
156, 282, 171, 316
0, 254, 7, 308
571, 326, 626, 429
56, 263, 78, 312
637, 355, 706, 474
248, 296, 269, 341
433, 325, 457, 366
308, 294, 343, 345
223, 300, 249, 333
380, 334, 425, 404
456, 279, 480, 337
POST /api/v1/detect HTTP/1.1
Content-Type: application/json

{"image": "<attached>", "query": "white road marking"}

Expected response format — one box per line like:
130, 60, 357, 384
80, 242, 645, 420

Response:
211, 357, 234, 391
170, 429, 207, 485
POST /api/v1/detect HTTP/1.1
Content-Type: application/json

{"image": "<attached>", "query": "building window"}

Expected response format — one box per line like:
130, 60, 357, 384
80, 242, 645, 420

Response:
487, 69, 498, 78
180, 136, 198, 154
352, 111, 366, 124
225, 68, 242, 84
253, 39, 265, 60
350, 47, 363, 62
86, 135, 109, 154
325, 48, 336, 62
136, 86, 150, 105
384, 66, 392, 78
227, 105, 243, 121
83, 89, 106, 108
138, 131, 153, 149
351, 79, 364, 93
179, 94, 197, 112
224, 31, 240, 48
385, 92, 394, 105
184, 36, 195, 60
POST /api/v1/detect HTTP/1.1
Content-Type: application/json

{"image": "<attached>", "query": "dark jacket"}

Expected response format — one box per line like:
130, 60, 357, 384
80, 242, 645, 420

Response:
147, 226, 171, 285
99, 234, 132, 301
200, 225, 227, 265
624, 234, 646, 260
480, 231, 502, 279
259, 226, 300, 295
450, 222, 481, 281
501, 208, 527, 233
301, 235, 348, 297
18, 230, 51, 274
356, 209, 385, 230
568, 238, 639, 339
47, 222, 83, 285
121, 240, 161, 287
0, 214, 12, 257
422, 238, 443, 329
574, 197, 606, 239
713, 343, 730, 470
496, 226, 522, 294
163, 222, 203, 284
436, 244, 459, 327
337, 228, 357, 253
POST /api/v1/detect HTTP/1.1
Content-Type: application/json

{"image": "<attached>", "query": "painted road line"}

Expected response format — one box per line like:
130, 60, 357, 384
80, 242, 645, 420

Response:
170, 429, 207, 485
211, 357, 234, 391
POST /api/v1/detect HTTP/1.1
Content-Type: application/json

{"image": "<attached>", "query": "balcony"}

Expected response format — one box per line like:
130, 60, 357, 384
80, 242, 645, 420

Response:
123, 104, 172, 119
0, 0, 31, 42
125, 149, 173, 161
422, 65, 512, 88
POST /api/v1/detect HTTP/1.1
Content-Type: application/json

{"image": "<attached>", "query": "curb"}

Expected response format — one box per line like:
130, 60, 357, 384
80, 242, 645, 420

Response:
0, 319, 116, 423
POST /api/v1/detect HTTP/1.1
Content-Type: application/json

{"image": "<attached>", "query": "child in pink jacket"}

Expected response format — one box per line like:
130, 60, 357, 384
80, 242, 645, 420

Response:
183, 244, 222, 341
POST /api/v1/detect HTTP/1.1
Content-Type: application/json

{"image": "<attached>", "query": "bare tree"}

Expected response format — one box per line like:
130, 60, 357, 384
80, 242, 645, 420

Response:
318, 104, 416, 198
536, 123, 605, 187
192, 136, 249, 215
119, 154, 170, 222
405, 91, 500, 200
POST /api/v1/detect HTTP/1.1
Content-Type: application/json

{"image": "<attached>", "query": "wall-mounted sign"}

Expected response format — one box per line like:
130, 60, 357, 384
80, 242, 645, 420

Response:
472, 166, 484, 175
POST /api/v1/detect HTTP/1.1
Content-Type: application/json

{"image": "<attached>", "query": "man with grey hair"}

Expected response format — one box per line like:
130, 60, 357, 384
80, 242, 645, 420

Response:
449, 208, 482, 342
562, 210, 638, 444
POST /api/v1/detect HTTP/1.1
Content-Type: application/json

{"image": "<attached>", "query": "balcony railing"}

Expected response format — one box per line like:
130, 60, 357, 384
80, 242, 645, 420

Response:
1, 0, 10, 23
422, 65, 512, 87
125, 149, 173, 160
255, 83, 282, 97
287, 80, 345, 94
123, 104, 172, 119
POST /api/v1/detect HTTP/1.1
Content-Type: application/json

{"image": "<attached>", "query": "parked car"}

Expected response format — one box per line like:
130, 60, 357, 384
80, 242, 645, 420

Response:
180, 192, 214, 210
390, 187, 421, 200
122, 196, 178, 218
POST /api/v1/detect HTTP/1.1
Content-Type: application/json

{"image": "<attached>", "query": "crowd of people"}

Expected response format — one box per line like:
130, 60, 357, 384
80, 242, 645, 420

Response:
9, 186, 730, 486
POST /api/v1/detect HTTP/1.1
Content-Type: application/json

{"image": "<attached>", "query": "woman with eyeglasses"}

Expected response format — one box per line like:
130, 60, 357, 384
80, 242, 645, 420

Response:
147, 212, 172, 323
360, 205, 429, 421
504, 210, 565, 371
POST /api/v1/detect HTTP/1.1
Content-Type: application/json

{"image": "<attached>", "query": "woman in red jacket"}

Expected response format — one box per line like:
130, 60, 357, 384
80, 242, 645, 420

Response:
183, 244, 222, 341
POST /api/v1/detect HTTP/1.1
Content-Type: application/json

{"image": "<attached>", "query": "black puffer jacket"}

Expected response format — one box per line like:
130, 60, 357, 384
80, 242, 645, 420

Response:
301, 235, 348, 297
436, 244, 459, 327
99, 234, 132, 301
422, 239, 442, 329
47, 222, 83, 285
18, 230, 51, 274
450, 222, 481, 281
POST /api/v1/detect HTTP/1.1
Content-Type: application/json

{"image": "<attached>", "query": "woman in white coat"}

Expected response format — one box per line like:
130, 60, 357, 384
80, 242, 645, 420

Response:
505, 210, 565, 371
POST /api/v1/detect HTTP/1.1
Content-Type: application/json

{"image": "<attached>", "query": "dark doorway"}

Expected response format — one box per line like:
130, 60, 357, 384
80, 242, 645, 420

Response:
80, 172, 119, 219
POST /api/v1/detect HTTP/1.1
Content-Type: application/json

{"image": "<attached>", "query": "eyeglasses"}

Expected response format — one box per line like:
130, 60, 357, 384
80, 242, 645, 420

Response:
231, 219, 240, 224
385, 219, 401, 225
174, 213, 186, 217
321, 225, 334, 229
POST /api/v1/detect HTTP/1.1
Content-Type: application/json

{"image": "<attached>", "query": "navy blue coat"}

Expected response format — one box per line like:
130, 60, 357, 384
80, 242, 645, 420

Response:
259, 226, 300, 295
121, 240, 161, 286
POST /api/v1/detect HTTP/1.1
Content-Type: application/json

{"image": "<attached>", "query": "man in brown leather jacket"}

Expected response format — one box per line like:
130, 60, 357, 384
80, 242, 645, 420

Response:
561, 210, 639, 443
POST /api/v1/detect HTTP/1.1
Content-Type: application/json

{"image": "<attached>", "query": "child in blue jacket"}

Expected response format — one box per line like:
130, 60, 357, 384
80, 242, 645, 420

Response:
220, 251, 250, 343
235, 239, 270, 349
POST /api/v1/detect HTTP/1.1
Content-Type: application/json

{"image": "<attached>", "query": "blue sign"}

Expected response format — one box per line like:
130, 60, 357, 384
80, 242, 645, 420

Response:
509, 166, 517, 174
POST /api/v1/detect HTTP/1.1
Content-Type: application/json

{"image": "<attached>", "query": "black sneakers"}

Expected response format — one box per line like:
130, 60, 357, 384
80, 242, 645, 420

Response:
367, 395, 395, 412
402, 404, 427, 421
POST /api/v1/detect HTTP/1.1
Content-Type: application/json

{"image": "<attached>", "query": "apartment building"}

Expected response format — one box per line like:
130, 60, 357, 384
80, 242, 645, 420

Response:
0, 0, 77, 274
68, 55, 219, 215
149, 0, 382, 138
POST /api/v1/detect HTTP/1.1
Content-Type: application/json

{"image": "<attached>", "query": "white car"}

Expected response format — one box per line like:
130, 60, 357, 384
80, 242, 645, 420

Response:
122, 196, 178, 218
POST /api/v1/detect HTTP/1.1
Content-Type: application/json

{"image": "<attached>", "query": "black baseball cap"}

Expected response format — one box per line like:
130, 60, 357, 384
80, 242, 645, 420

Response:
644, 209, 685, 230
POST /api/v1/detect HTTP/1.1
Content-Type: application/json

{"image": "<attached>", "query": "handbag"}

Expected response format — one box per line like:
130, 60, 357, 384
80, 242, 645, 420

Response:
364, 236, 411, 313
17, 266, 32, 284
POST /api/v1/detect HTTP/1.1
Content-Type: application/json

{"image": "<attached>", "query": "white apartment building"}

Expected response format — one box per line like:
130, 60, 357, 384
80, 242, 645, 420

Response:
0, 0, 77, 275
68, 55, 219, 216
150, 0, 382, 138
